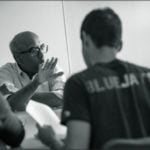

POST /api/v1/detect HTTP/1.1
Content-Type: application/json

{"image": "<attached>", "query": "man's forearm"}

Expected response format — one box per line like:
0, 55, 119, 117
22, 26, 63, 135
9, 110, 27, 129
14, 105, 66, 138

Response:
31, 91, 63, 108
8, 78, 40, 111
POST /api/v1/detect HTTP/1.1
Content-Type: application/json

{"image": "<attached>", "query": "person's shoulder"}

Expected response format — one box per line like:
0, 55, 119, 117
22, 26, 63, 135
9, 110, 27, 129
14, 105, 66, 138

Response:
66, 68, 89, 85
64, 72, 85, 91
0, 62, 16, 69
124, 60, 150, 73
0, 63, 19, 76
0, 63, 18, 84
66, 73, 80, 84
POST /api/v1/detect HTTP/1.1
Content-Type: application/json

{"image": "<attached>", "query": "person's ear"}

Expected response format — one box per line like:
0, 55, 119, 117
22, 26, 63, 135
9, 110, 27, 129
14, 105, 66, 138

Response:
81, 31, 92, 49
13, 54, 22, 63
117, 40, 123, 52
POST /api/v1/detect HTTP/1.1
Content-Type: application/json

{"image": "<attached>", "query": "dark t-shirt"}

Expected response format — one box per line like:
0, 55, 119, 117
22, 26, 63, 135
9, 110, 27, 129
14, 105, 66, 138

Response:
61, 59, 150, 149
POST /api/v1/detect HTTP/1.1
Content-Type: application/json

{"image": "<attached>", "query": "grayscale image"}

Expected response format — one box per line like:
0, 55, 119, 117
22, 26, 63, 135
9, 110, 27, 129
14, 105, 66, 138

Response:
0, 1, 150, 150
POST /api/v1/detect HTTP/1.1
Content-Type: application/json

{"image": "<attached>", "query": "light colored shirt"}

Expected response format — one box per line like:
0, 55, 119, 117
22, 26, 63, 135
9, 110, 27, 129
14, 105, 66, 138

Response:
0, 62, 66, 99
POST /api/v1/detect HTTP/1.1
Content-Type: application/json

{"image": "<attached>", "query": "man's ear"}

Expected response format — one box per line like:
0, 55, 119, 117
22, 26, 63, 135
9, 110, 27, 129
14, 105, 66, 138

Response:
117, 40, 123, 52
13, 54, 22, 64
81, 31, 86, 42
81, 31, 91, 47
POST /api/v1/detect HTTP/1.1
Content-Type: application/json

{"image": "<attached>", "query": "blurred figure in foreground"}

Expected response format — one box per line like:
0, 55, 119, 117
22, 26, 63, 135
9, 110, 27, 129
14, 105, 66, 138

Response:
0, 93, 25, 148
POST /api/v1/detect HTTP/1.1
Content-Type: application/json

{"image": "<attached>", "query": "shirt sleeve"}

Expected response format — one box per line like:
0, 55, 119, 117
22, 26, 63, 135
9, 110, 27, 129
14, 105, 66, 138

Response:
61, 75, 91, 125
0, 65, 18, 99
49, 65, 66, 98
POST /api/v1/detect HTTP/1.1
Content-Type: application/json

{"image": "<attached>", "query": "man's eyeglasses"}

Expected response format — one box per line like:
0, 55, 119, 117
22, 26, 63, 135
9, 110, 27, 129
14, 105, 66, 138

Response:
16, 43, 48, 57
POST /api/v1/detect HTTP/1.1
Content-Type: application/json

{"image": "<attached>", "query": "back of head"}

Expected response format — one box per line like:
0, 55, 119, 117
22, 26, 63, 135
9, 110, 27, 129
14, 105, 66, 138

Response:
80, 7, 122, 49
9, 31, 39, 54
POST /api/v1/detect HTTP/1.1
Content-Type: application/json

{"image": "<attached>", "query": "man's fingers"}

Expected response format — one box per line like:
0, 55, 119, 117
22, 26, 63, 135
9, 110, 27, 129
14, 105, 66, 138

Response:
42, 57, 58, 71
43, 59, 49, 70
51, 72, 64, 78
47, 57, 57, 71
46, 57, 53, 69
50, 58, 58, 70
49, 57, 54, 66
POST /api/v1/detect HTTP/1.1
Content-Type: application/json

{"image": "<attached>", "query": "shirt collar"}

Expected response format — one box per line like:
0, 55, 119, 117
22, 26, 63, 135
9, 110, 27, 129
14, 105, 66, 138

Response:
15, 63, 24, 75
15, 63, 36, 79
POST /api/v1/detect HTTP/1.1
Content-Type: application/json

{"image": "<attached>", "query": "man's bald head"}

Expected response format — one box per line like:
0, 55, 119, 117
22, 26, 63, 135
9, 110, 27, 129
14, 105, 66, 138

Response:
9, 31, 40, 54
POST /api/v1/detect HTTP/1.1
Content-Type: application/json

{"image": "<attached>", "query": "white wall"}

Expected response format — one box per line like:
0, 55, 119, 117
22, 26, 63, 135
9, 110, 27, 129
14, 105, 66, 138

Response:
0, 1, 70, 76
63, 1, 150, 74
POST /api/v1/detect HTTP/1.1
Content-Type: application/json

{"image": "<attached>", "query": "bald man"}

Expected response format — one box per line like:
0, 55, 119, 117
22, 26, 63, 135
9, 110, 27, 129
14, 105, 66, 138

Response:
0, 31, 65, 112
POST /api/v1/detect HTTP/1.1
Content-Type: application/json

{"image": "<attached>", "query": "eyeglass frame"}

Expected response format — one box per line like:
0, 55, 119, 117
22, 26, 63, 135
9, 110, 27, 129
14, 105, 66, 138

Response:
14, 43, 48, 57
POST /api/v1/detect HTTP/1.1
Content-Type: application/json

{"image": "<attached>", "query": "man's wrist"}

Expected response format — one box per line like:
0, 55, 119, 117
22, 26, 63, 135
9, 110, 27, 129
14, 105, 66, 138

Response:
32, 76, 41, 87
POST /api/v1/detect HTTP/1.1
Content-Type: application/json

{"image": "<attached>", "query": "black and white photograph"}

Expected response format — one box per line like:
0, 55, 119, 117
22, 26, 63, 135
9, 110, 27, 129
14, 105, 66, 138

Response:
0, 1, 150, 150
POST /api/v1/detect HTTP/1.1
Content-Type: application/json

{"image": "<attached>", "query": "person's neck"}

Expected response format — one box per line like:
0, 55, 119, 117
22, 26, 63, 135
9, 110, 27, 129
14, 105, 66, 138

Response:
90, 46, 118, 66
17, 64, 35, 79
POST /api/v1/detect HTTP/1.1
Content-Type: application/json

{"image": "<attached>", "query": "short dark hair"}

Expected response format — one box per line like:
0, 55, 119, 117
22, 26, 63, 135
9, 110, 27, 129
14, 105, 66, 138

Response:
80, 7, 122, 48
